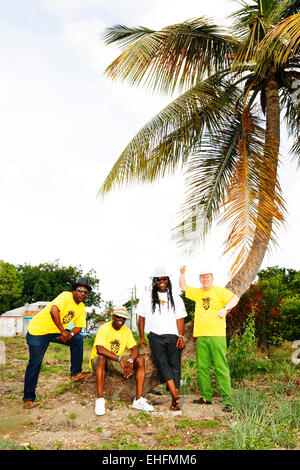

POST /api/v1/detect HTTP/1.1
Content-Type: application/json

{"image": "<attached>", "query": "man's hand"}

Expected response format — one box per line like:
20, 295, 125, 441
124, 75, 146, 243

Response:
57, 330, 72, 343
138, 337, 148, 349
216, 307, 227, 319
179, 266, 187, 290
176, 336, 184, 349
120, 358, 134, 379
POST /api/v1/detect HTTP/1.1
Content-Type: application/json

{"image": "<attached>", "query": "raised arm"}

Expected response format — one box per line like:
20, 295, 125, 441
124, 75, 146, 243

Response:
179, 265, 187, 291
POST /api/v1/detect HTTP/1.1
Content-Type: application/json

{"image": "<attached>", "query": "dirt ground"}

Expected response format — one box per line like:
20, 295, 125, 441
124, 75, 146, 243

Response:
0, 370, 232, 451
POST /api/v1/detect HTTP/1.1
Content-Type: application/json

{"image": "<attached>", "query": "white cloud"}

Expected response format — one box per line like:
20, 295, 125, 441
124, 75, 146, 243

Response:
0, 0, 299, 307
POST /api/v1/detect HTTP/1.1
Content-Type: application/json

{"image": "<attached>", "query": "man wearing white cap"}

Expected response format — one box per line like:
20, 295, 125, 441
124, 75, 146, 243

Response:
89, 305, 154, 415
179, 266, 239, 412
138, 266, 187, 411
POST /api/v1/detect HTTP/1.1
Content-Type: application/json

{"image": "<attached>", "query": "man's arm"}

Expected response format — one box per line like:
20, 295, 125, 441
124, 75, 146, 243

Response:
176, 318, 185, 349
179, 265, 187, 291
138, 316, 148, 348
216, 295, 240, 319
50, 305, 72, 343
96, 344, 120, 361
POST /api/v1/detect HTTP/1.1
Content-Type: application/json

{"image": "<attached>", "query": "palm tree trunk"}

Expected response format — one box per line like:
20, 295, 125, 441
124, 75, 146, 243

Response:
226, 70, 281, 297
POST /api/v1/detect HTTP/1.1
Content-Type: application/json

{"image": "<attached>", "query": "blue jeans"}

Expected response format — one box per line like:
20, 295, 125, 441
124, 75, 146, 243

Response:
23, 332, 84, 402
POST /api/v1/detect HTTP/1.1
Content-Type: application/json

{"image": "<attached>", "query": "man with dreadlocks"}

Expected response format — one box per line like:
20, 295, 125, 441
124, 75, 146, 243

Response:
138, 266, 187, 411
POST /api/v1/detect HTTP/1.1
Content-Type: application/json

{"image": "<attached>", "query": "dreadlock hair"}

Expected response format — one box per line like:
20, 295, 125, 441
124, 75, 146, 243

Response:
151, 277, 175, 314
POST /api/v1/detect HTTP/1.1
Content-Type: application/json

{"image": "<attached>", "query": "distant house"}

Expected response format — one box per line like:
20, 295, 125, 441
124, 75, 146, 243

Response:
0, 302, 102, 337
0, 302, 50, 337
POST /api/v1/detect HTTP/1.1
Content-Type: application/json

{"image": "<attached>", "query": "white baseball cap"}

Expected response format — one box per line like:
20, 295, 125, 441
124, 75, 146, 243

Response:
151, 266, 170, 278
199, 268, 213, 275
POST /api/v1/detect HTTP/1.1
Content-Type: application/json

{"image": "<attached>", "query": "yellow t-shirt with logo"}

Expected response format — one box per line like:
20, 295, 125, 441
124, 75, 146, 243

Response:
185, 285, 234, 337
27, 291, 86, 335
89, 321, 137, 368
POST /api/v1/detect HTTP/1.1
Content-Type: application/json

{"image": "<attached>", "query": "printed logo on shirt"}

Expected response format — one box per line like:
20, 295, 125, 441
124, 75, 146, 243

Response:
110, 339, 121, 354
202, 297, 211, 310
62, 310, 75, 325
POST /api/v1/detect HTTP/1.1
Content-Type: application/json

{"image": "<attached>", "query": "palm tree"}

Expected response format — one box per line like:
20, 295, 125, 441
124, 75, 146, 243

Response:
99, 0, 300, 297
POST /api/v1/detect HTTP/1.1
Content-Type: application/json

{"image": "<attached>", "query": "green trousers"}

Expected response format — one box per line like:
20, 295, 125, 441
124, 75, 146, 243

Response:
196, 336, 232, 405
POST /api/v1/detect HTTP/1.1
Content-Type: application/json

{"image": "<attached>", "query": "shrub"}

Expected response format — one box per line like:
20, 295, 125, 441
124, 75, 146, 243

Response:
227, 312, 259, 382
227, 267, 300, 348
279, 296, 300, 341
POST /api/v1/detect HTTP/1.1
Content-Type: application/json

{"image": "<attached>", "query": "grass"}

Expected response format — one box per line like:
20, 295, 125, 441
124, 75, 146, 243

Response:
0, 335, 299, 450
208, 388, 299, 450
128, 410, 153, 427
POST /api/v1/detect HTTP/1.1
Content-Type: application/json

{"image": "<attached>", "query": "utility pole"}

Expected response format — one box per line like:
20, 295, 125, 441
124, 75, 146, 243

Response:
130, 287, 133, 330
129, 285, 137, 331
126, 286, 137, 332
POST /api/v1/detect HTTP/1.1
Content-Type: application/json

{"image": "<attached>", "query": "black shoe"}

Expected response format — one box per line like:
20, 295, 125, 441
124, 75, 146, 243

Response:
192, 397, 212, 405
222, 404, 233, 412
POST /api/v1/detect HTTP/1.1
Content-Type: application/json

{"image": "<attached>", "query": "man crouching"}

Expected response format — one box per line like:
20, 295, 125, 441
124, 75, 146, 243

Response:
89, 306, 154, 415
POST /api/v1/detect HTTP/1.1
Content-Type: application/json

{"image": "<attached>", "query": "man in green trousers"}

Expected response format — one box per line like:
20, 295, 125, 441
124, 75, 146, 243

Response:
179, 266, 239, 412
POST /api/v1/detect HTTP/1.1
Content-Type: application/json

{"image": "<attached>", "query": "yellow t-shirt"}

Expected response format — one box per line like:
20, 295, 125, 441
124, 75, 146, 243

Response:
185, 285, 234, 337
27, 291, 86, 335
89, 321, 137, 368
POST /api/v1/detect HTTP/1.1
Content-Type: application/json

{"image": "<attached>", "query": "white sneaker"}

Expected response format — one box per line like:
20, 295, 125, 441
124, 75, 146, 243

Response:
132, 396, 154, 412
95, 397, 105, 415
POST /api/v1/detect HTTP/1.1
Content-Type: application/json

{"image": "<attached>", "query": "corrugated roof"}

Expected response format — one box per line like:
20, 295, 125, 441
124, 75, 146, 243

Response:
1, 301, 50, 317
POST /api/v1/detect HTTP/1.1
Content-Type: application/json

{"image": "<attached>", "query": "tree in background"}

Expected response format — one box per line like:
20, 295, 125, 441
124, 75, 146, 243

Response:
100, 0, 299, 298
0, 260, 101, 314
227, 266, 300, 348
0, 260, 23, 314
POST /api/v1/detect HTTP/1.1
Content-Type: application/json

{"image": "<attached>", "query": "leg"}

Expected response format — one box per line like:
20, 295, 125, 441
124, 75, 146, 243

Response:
69, 333, 84, 376
148, 333, 175, 387
95, 355, 107, 398
49, 333, 84, 377
196, 337, 213, 403
166, 379, 178, 400
23, 333, 50, 402
134, 356, 145, 400
211, 337, 232, 406
132, 356, 154, 412
165, 335, 182, 391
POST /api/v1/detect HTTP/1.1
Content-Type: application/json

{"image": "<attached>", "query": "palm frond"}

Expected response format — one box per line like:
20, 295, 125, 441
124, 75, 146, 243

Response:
103, 18, 239, 95
281, 0, 300, 17
230, 19, 263, 72
171, 104, 243, 251
255, 13, 300, 74
101, 25, 155, 50
98, 77, 237, 196
172, 104, 285, 274
279, 73, 300, 163
230, 0, 279, 37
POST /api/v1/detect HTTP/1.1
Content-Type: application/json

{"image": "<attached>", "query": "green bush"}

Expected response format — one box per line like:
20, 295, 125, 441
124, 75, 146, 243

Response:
227, 312, 258, 382
279, 296, 300, 341
227, 312, 271, 382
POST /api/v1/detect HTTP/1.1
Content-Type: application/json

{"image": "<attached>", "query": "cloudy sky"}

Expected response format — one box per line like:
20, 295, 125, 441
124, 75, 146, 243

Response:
1, 0, 299, 307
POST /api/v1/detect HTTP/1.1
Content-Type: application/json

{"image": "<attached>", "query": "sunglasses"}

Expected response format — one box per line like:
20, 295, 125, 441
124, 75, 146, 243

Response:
76, 288, 89, 295
154, 277, 169, 282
